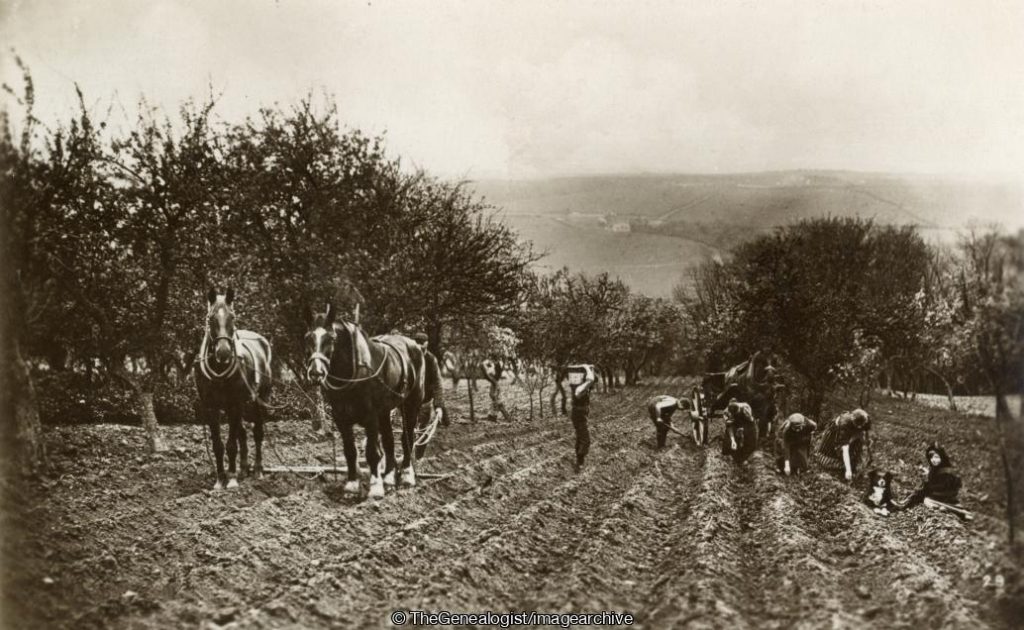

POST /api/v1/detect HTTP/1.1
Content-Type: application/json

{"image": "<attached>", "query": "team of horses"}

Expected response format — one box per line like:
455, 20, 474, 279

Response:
195, 288, 442, 498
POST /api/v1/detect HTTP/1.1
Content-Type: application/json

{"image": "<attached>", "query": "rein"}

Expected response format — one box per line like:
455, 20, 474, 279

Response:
311, 329, 411, 399
197, 329, 290, 411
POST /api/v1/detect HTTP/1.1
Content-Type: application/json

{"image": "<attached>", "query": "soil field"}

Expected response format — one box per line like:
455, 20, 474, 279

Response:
2, 378, 1022, 629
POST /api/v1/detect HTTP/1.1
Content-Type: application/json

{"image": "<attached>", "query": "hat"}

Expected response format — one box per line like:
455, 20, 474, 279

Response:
413, 332, 429, 344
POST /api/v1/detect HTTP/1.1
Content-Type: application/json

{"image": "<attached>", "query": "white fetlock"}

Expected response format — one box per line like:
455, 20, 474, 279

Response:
784, 460, 791, 476
384, 470, 396, 487
343, 480, 361, 496
213, 480, 224, 491
368, 477, 385, 499
227, 477, 239, 489
730, 439, 738, 452
400, 467, 417, 487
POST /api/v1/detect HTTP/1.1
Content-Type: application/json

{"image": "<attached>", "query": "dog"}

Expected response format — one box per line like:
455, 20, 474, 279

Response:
864, 470, 898, 516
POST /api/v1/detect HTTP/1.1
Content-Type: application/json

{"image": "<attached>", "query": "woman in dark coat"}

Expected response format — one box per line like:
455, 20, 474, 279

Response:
900, 444, 963, 508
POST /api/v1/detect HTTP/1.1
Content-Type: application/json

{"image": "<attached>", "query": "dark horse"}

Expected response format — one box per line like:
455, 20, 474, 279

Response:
195, 288, 273, 490
305, 304, 440, 499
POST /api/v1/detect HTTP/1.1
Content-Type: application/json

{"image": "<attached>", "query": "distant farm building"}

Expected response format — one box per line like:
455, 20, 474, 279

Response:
611, 222, 631, 233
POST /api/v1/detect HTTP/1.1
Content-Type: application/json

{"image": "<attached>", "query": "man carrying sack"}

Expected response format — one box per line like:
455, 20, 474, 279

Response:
567, 364, 597, 472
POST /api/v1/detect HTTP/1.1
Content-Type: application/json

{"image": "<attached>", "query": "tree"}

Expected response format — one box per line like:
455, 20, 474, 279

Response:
678, 218, 932, 418
1, 60, 112, 468
956, 228, 1024, 548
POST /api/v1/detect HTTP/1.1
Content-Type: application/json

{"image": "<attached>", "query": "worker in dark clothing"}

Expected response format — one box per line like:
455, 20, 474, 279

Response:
898, 444, 972, 520
413, 332, 448, 427
567, 364, 596, 472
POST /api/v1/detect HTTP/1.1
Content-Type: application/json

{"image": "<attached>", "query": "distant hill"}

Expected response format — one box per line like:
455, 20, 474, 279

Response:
470, 171, 1023, 297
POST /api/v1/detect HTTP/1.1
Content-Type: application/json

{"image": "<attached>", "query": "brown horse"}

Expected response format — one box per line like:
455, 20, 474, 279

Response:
305, 304, 439, 499
195, 288, 272, 490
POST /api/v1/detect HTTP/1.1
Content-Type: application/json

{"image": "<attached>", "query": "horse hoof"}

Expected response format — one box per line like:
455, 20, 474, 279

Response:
343, 480, 361, 496
227, 477, 239, 490
213, 480, 224, 491
384, 470, 396, 487
368, 480, 386, 499
400, 468, 416, 487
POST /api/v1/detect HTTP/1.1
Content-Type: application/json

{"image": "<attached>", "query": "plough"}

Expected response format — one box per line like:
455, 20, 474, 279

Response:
260, 464, 451, 480
263, 406, 450, 481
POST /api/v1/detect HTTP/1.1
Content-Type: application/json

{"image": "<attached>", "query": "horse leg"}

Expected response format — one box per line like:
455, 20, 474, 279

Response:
252, 405, 265, 479
365, 422, 385, 500
400, 398, 419, 487
379, 409, 398, 487
336, 414, 360, 497
208, 409, 226, 490
226, 410, 241, 489
237, 413, 250, 478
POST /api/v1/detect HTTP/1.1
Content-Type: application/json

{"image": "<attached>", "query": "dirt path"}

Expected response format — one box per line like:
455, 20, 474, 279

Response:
3, 379, 1019, 629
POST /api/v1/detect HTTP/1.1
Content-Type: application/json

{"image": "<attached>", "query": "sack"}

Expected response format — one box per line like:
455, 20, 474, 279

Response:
566, 364, 593, 386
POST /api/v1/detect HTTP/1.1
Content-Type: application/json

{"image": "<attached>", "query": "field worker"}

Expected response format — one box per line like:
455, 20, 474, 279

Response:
413, 332, 448, 428
567, 364, 597, 472
646, 394, 695, 448
815, 408, 871, 481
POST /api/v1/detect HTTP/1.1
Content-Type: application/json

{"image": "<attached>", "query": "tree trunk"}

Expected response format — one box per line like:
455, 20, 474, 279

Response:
138, 392, 166, 453
427, 320, 443, 362
6, 340, 46, 475
488, 377, 510, 422
994, 390, 1018, 549
467, 377, 476, 423
805, 385, 826, 420
113, 365, 166, 453
925, 366, 958, 411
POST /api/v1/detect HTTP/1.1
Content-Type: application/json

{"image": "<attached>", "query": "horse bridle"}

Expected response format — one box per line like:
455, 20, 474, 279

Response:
307, 323, 405, 395
198, 330, 240, 381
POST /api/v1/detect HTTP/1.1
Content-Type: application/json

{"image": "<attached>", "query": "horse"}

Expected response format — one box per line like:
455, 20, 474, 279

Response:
194, 288, 272, 490
305, 303, 440, 499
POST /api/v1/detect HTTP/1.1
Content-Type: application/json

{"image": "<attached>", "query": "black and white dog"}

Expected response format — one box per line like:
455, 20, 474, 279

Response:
864, 470, 899, 516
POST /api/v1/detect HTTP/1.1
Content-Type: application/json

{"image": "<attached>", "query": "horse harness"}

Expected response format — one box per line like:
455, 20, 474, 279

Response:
318, 324, 416, 399
197, 330, 271, 403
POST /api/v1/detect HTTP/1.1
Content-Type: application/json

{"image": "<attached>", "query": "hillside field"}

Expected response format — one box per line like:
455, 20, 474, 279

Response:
3, 378, 1021, 629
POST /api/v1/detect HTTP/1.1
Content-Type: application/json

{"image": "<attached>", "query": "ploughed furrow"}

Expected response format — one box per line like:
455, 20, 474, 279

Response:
247, 390, 654, 628
124, 385, 654, 628
523, 441, 706, 616
637, 448, 754, 629
312, 410, 652, 625
807, 472, 989, 628
105, 437, 579, 629
745, 459, 870, 629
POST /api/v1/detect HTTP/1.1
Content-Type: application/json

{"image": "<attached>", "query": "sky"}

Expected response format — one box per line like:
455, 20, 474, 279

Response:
2, 0, 1023, 180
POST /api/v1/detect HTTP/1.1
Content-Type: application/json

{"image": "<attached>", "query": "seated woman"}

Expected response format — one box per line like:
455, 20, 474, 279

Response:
898, 444, 972, 520
814, 408, 871, 481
